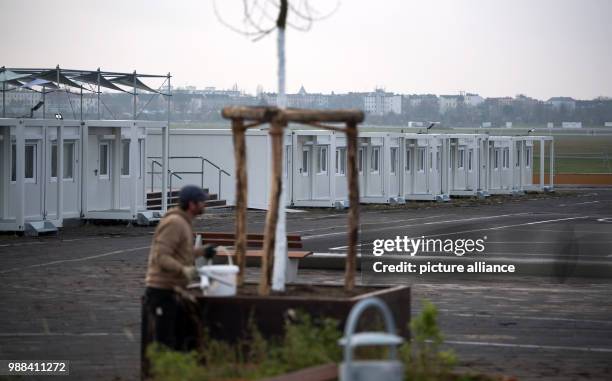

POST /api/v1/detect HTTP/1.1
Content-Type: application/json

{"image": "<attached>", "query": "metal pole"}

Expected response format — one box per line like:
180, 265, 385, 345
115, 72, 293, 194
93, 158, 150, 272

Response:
97, 68, 101, 119
56, 65, 60, 117
201, 159, 204, 189
151, 162, 154, 193
549, 140, 554, 189
2, 79, 5, 118
218, 171, 222, 200
42, 86, 46, 119
80, 86, 83, 121
133, 70, 137, 121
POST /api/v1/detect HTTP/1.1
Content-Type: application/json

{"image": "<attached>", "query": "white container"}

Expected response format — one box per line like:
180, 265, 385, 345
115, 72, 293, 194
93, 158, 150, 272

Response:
197, 259, 239, 297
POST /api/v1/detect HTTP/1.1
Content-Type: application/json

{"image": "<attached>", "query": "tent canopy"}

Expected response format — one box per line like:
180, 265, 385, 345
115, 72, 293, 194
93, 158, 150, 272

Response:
2, 67, 168, 94
110, 74, 161, 94
72, 71, 127, 93
0, 68, 30, 83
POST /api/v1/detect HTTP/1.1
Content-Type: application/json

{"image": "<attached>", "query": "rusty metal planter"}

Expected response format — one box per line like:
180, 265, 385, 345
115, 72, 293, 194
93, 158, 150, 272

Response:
196, 284, 411, 342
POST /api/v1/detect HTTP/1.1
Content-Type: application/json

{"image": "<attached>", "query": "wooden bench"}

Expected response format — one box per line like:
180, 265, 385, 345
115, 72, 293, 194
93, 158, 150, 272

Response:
194, 232, 312, 283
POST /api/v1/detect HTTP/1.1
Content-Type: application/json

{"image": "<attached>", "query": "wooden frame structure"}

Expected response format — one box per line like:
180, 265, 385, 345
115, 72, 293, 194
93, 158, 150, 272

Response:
222, 106, 364, 295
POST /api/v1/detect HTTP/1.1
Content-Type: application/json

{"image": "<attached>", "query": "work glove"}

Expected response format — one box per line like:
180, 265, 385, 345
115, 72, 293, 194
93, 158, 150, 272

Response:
203, 244, 217, 260
182, 265, 199, 283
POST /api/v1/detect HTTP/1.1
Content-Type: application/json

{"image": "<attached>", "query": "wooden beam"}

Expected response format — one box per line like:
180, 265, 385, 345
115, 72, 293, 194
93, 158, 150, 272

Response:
231, 118, 248, 286
222, 106, 365, 125
345, 121, 360, 291
222, 106, 280, 122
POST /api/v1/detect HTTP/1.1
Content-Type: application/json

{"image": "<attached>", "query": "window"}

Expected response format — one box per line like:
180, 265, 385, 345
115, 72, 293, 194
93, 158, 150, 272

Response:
11, 144, 16, 181
317, 146, 327, 174
458, 149, 465, 169
63, 142, 74, 179
11, 143, 36, 182
121, 140, 130, 176
51, 143, 58, 178
405, 149, 411, 172
468, 149, 473, 171
335, 148, 346, 175
358, 148, 364, 174
24, 144, 35, 180
99, 143, 110, 177
450, 149, 455, 169
503, 148, 509, 169
436, 151, 440, 171
301, 149, 309, 175
417, 148, 425, 172
390, 147, 398, 174
525, 147, 531, 167
515, 148, 521, 167
429, 152, 434, 171
494, 149, 500, 170
50, 141, 74, 180
139, 140, 144, 179
371, 147, 380, 173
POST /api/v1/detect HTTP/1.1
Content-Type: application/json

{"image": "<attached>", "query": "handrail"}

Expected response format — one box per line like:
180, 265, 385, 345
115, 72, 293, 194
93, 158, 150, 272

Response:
147, 155, 231, 200
149, 160, 183, 208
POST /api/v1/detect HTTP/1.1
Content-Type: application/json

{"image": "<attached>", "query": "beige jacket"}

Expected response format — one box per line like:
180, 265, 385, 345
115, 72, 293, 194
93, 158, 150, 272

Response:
145, 208, 196, 289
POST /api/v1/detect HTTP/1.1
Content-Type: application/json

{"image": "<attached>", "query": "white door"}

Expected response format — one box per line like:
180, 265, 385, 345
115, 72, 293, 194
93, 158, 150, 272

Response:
298, 146, 311, 200
88, 136, 112, 211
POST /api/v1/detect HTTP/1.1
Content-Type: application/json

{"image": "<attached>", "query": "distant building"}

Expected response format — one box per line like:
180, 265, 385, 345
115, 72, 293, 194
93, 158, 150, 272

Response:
464, 93, 484, 107
547, 97, 576, 111
486, 97, 514, 107
287, 86, 329, 109
364, 89, 402, 115
439, 95, 461, 114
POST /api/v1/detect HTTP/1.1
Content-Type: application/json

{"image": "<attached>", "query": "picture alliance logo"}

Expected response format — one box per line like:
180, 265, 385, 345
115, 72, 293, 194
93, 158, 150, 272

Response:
372, 236, 488, 257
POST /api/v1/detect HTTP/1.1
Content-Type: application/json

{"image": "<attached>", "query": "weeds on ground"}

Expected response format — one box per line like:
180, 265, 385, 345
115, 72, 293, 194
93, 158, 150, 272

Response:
146, 312, 342, 381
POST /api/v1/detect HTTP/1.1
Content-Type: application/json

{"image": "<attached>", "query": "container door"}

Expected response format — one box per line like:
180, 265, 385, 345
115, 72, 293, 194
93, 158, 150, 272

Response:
298, 146, 312, 200
87, 136, 112, 211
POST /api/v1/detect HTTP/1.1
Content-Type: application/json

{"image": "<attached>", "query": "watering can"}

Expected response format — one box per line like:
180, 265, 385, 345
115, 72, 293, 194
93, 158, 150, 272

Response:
338, 297, 405, 381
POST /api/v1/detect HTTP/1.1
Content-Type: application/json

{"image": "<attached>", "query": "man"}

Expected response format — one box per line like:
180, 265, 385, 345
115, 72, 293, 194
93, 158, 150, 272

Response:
142, 185, 216, 354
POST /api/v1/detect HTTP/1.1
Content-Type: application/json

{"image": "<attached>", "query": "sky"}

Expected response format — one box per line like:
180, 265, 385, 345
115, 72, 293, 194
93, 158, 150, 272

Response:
1, 0, 611, 100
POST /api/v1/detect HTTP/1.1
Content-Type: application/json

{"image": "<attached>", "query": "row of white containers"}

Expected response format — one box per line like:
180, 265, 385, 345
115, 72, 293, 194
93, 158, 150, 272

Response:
146, 129, 554, 209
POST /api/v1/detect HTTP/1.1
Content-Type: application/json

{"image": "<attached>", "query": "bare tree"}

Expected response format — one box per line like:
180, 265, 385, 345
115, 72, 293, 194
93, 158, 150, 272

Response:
214, 0, 339, 294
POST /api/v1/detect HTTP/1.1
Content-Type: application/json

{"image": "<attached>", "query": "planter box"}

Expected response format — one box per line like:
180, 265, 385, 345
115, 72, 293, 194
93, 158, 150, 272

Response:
196, 284, 411, 342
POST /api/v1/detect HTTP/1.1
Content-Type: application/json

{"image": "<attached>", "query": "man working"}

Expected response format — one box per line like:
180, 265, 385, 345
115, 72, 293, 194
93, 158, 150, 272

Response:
142, 185, 216, 354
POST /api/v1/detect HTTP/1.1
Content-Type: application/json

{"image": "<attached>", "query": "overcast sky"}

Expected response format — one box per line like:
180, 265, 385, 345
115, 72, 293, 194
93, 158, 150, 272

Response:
2, 0, 611, 99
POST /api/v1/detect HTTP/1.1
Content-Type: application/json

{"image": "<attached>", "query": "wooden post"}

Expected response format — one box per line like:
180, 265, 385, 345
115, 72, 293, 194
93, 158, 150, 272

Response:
231, 118, 248, 286
345, 122, 360, 291
259, 118, 285, 295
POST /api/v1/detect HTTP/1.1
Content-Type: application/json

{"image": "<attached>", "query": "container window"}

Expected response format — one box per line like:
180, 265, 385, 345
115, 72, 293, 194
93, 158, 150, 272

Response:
121, 140, 130, 176
371, 147, 380, 173
390, 147, 398, 175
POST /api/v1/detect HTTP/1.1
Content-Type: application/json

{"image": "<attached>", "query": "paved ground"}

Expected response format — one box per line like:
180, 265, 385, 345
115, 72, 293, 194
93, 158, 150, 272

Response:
0, 189, 611, 380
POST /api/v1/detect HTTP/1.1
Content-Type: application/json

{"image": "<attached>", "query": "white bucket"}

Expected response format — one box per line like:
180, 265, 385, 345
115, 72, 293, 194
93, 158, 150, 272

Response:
197, 256, 239, 297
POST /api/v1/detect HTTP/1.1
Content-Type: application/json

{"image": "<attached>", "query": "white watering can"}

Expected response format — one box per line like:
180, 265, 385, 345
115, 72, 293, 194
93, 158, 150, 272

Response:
338, 297, 405, 381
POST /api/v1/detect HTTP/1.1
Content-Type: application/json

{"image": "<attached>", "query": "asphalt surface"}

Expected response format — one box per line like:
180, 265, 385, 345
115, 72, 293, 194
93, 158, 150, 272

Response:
0, 189, 611, 380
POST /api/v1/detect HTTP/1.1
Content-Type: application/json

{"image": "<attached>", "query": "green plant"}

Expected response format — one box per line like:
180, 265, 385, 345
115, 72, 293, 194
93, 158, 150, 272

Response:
400, 299, 457, 381
146, 344, 207, 381
146, 311, 342, 380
